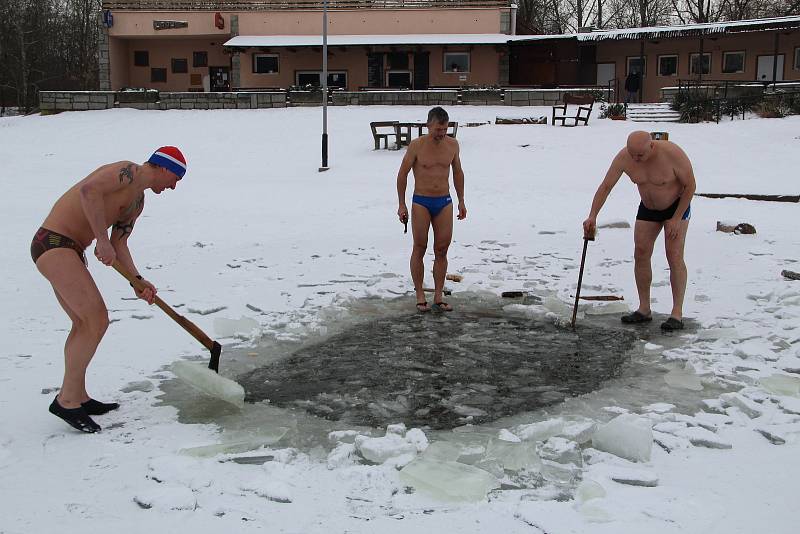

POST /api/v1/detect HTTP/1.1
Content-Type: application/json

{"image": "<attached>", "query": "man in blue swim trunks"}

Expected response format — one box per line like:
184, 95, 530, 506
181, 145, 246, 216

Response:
396, 107, 466, 312
583, 131, 696, 331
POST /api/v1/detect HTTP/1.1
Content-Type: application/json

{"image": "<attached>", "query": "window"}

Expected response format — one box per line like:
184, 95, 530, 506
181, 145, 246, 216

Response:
253, 54, 279, 74
171, 58, 188, 74
626, 56, 646, 75
388, 52, 409, 70
795, 47, 800, 70
193, 51, 208, 68
386, 71, 412, 89
722, 51, 745, 73
150, 68, 167, 83
658, 55, 678, 76
444, 52, 470, 73
295, 71, 348, 89
134, 51, 149, 67
690, 53, 711, 75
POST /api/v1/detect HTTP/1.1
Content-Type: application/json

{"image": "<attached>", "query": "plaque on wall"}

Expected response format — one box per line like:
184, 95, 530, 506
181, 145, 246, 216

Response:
153, 20, 189, 31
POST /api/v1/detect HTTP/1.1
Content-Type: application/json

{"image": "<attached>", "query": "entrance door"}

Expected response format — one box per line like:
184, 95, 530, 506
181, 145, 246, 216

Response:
209, 67, 231, 91
756, 54, 784, 82
413, 52, 430, 89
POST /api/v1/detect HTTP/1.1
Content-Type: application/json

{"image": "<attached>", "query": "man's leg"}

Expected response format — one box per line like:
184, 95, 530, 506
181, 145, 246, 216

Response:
36, 249, 109, 409
664, 219, 690, 320
410, 202, 432, 309
632, 220, 663, 317
431, 203, 454, 307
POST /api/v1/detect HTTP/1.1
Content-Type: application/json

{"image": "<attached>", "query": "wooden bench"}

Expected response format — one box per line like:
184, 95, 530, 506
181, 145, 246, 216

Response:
552, 95, 595, 126
396, 121, 458, 146
370, 121, 401, 150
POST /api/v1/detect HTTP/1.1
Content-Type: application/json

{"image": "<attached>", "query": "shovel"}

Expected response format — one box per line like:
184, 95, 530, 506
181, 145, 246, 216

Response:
571, 233, 595, 328
112, 261, 222, 372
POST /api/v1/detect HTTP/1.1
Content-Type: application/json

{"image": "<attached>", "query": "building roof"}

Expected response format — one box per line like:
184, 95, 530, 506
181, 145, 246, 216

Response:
224, 34, 540, 47
572, 15, 800, 42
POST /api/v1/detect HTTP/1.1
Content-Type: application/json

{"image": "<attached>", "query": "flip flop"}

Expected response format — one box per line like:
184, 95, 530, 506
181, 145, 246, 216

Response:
433, 301, 453, 312
661, 317, 684, 331
416, 301, 430, 313
621, 310, 652, 324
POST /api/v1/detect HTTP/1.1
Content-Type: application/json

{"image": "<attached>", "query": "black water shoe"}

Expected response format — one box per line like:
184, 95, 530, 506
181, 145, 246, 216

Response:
49, 397, 101, 433
82, 399, 120, 416
621, 311, 652, 324
661, 317, 684, 332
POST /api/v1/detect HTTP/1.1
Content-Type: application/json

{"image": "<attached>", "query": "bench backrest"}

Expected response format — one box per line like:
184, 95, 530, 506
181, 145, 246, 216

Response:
370, 121, 398, 134
563, 94, 595, 106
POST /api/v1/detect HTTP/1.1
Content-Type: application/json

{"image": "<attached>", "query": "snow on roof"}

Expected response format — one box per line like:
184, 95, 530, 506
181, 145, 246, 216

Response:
224, 33, 545, 48
575, 15, 800, 41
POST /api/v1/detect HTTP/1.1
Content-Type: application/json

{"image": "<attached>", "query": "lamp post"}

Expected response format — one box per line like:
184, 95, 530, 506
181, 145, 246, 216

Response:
319, 0, 330, 172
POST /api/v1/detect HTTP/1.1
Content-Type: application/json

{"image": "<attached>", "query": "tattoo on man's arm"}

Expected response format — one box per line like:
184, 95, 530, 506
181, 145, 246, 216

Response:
118, 164, 134, 184
113, 221, 135, 239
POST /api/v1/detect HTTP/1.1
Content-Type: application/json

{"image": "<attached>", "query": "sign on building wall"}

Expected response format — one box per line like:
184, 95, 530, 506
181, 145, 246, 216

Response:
153, 20, 189, 31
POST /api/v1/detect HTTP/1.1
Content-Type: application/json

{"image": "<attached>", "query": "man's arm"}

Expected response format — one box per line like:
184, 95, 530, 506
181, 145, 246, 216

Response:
583, 150, 626, 237
79, 162, 136, 265
109, 194, 156, 304
664, 144, 697, 240
396, 141, 418, 221
451, 141, 466, 220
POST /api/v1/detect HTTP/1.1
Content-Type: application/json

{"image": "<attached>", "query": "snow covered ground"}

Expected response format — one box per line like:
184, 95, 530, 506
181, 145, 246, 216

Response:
1, 106, 799, 533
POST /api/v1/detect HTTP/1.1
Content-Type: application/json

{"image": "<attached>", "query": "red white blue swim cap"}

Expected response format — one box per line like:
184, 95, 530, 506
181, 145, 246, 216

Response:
148, 146, 186, 178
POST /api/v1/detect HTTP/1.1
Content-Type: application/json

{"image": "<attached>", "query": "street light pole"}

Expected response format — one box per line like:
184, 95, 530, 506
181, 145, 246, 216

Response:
319, 0, 330, 172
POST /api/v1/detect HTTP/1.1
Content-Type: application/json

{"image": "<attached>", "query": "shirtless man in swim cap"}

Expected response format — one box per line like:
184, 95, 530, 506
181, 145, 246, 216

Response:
396, 107, 466, 312
32, 146, 187, 432
583, 131, 696, 331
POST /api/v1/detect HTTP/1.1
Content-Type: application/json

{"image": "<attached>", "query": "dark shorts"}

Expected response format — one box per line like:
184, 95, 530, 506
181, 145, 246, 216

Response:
412, 194, 453, 218
31, 227, 87, 266
636, 198, 691, 223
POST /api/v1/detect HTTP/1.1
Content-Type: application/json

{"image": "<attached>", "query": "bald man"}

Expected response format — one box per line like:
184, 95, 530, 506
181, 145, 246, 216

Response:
583, 131, 697, 331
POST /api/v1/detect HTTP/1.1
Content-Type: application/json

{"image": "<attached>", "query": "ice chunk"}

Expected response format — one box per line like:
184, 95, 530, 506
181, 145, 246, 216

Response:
133, 485, 197, 511
515, 418, 565, 443
663, 366, 704, 391
213, 316, 259, 338
609, 467, 659, 487
354, 432, 417, 464
328, 430, 360, 444
498, 429, 521, 442
171, 361, 245, 407
405, 428, 429, 452
179, 429, 289, 457
759, 374, 800, 397
778, 397, 800, 415
579, 501, 613, 523
575, 479, 606, 503
673, 427, 732, 449
642, 403, 675, 414
720, 393, 764, 418
592, 414, 653, 462
733, 341, 767, 360
327, 442, 357, 469
542, 296, 573, 317
558, 419, 597, 444
696, 328, 738, 341
483, 438, 542, 472
399, 457, 500, 501
585, 301, 630, 316
538, 437, 582, 466
421, 441, 462, 462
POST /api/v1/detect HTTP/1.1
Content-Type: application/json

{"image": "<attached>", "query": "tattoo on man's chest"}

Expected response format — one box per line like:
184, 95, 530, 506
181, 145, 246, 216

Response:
119, 164, 134, 184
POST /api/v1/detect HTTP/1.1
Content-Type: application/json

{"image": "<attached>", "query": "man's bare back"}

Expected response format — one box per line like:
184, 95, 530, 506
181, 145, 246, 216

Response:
408, 135, 459, 197
42, 162, 145, 248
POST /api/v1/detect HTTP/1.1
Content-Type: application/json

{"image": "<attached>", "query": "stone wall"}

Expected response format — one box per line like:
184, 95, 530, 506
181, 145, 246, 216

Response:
39, 87, 613, 112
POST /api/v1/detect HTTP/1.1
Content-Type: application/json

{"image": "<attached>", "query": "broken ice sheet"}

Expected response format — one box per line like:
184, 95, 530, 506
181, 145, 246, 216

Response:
179, 428, 289, 457
213, 316, 259, 338
663, 364, 704, 391
592, 414, 653, 462
399, 456, 500, 502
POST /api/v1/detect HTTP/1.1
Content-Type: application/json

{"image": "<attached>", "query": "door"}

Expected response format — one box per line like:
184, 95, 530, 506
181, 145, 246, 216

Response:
596, 63, 616, 87
413, 52, 430, 89
209, 67, 230, 91
756, 54, 784, 82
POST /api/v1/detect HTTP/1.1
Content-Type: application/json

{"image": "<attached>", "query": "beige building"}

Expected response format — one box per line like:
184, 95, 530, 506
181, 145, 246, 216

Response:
99, 3, 800, 102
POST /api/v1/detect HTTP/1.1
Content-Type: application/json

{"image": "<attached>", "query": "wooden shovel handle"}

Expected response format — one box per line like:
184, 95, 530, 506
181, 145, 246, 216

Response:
112, 261, 215, 351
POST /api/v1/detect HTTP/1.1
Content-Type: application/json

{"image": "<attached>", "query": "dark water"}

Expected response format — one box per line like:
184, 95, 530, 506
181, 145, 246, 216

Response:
239, 311, 639, 430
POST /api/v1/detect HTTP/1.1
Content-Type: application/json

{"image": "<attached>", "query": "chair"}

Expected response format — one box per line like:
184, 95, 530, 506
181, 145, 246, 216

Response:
552, 95, 595, 126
